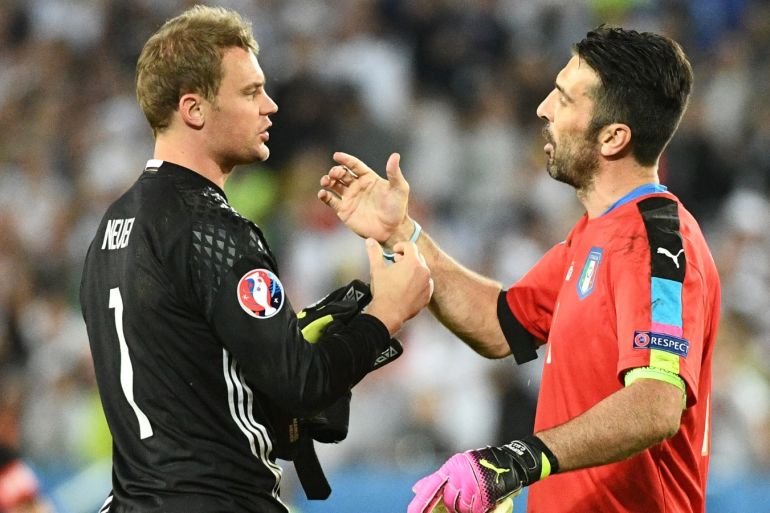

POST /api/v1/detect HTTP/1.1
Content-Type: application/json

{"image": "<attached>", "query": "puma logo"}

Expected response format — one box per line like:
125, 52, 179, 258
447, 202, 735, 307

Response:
657, 247, 684, 268
479, 459, 511, 484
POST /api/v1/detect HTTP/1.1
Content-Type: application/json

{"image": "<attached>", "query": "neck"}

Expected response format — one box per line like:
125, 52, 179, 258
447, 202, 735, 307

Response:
153, 132, 230, 190
578, 160, 659, 219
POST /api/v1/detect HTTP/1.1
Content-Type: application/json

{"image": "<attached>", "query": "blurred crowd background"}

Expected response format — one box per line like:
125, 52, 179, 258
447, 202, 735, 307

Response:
1, 0, 769, 511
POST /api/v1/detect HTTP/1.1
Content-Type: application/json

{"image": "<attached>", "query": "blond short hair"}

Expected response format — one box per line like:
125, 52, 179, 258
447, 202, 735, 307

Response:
136, 5, 258, 136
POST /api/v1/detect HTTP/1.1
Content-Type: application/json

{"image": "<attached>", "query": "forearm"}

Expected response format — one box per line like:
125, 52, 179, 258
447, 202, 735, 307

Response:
282, 313, 392, 415
409, 227, 510, 358
537, 379, 684, 472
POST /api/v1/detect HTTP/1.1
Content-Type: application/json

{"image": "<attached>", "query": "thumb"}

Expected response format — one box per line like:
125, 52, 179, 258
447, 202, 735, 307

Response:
365, 238, 386, 271
385, 153, 406, 188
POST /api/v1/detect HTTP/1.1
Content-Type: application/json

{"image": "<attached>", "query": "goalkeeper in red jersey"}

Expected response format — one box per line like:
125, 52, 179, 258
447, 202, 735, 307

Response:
318, 26, 719, 513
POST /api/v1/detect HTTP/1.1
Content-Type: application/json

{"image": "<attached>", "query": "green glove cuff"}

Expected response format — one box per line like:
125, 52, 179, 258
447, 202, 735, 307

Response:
501, 435, 560, 486
297, 280, 372, 343
299, 313, 336, 343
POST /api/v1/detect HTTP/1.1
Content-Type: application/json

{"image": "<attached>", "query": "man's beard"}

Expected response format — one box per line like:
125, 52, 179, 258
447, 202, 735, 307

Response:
543, 127, 599, 193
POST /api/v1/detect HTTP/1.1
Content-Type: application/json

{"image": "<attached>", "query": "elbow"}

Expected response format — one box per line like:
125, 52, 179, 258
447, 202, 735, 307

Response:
631, 378, 686, 445
660, 408, 683, 440
474, 346, 509, 360
652, 415, 681, 443
486, 346, 512, 360
629, 407, 682, 456
473, 344, 504, 359
659, 388, 686, 441
461, 334, 511, 359
649, 402, 684, 444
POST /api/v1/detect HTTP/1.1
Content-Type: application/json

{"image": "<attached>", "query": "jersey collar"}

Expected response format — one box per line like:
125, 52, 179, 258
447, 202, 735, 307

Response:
601, 183, 668, 216
144, 159, 228, 200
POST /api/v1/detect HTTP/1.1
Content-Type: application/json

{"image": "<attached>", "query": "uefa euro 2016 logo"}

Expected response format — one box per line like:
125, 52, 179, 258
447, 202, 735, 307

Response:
237, 269, 284, 319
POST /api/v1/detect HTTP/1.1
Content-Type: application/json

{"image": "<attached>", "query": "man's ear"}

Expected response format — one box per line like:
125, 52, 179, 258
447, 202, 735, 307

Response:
179, 93, 205, 129
599, 123, 631, 157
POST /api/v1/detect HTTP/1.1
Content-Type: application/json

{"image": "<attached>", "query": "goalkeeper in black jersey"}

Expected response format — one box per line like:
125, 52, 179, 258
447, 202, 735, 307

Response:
79, 6, 433, 513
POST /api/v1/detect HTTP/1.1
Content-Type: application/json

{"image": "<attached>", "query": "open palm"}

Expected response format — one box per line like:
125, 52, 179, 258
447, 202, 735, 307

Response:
318, 152, 410, 244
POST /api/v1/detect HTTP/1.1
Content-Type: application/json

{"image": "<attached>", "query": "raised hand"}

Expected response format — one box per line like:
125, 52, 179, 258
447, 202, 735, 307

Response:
363, 238, 433, 335
318, 152, 412, 245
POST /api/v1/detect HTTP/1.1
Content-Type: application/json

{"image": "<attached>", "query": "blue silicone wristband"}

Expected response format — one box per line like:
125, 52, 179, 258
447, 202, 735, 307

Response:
382, 220, 422, 262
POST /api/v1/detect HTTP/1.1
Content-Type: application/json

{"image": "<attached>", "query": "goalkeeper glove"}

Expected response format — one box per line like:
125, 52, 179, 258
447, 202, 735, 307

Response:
272, 279, 403, 499
295, 279, 402, 442
297, 279, 370, 343
408, 436, 559, 513
297, 278, 403, 370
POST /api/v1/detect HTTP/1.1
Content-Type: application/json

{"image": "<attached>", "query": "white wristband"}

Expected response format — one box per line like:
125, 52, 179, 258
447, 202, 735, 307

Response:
382, 220, 422, 262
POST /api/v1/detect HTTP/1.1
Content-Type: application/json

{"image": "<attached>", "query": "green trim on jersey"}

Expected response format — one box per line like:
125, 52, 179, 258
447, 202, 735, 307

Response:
650, 348, 680, 375
625, 366, 686, 397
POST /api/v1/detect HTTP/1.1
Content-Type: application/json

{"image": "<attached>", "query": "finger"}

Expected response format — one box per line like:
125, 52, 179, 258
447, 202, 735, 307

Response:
392, 240, 417, 259
409, 488, 444, 513
365, 238, 387, 271
333, 152, 375, 177
426, 494, 447, 513
428, 277, 435, 299
328, 165, 355, 185
320, 174, 347, 197
442, 482, 463, 513
385, 152, 408, 189
409, 474, 448, 513
318, 189, 342, 211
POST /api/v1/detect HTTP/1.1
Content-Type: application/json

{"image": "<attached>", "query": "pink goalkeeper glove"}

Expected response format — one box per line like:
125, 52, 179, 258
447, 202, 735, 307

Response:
407, 437, 558, 513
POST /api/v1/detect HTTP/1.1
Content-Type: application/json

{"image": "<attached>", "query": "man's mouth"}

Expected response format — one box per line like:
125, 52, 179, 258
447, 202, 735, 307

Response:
541, 126, 554, 157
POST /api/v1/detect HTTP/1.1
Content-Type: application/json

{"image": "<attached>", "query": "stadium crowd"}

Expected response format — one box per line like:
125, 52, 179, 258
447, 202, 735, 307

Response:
0, 0, 769, 511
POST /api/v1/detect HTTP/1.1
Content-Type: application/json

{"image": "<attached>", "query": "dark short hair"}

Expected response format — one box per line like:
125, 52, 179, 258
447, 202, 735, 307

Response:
574, 26, 693, 166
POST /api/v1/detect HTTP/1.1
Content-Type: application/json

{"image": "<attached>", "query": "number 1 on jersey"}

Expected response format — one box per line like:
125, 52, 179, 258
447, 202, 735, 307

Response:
109, 287, 154, 439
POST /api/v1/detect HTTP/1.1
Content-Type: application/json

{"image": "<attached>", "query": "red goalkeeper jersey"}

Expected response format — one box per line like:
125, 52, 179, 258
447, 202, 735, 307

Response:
504, 186, 720, 513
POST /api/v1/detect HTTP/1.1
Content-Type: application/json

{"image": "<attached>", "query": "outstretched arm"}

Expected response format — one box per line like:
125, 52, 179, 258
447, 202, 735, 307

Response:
413, 231, 510, 358
319, 152, 511, 358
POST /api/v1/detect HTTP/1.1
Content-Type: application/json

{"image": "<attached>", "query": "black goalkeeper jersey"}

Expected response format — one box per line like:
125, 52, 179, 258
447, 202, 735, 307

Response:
80, 160, 391, 513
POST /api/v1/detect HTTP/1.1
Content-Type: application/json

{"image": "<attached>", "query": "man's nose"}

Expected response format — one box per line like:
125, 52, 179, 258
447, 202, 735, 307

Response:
536, 91, 554, 122
263, 93, 278, 115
